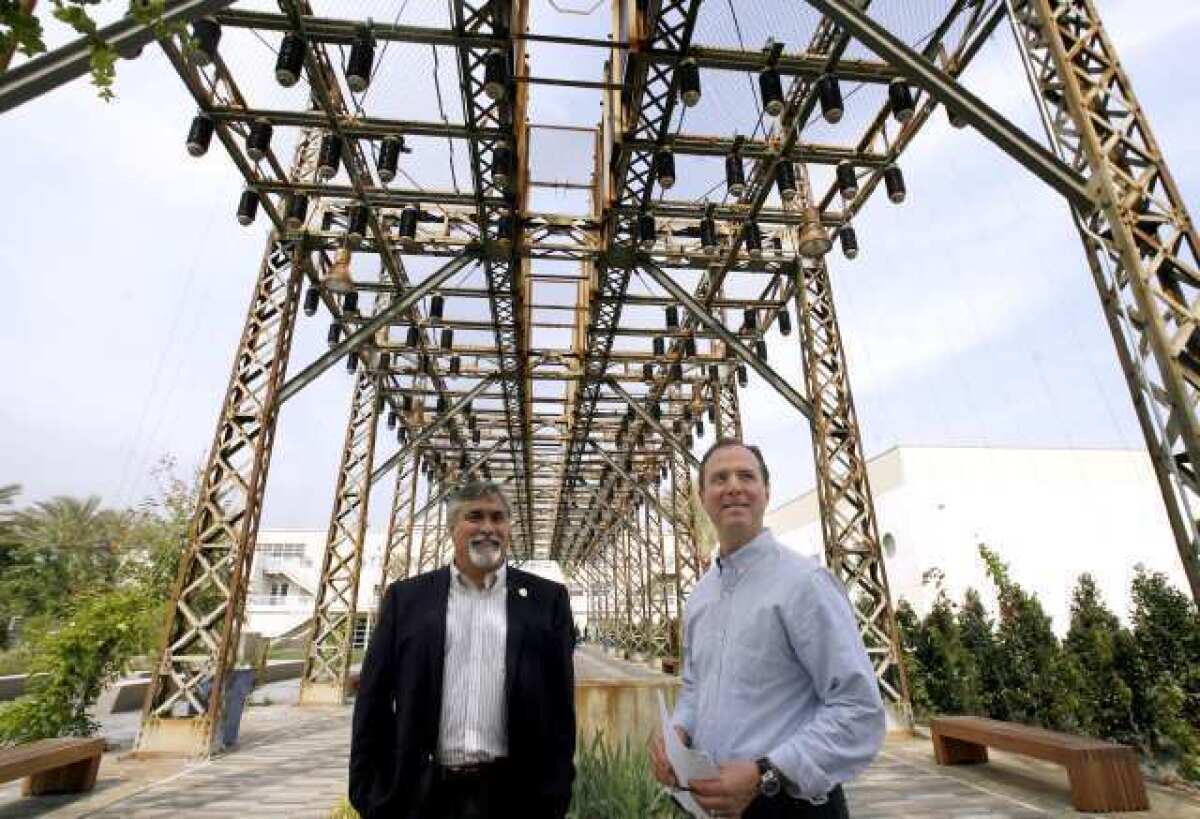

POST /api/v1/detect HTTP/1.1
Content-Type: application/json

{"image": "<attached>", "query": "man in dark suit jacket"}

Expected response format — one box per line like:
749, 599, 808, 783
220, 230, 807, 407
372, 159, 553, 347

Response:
350, 480, 576, 819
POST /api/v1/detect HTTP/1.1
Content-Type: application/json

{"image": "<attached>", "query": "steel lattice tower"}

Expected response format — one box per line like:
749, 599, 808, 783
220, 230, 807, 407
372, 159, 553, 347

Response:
2, 0, 1196, 754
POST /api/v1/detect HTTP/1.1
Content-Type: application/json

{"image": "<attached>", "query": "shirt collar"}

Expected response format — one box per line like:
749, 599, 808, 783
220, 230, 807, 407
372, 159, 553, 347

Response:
716, 527, 774, 575
450, 559, 507, 593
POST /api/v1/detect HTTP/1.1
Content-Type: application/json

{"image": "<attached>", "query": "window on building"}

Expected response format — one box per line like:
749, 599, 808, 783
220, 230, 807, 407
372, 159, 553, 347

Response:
270, 581, 290, 602
261, 543, 306, 559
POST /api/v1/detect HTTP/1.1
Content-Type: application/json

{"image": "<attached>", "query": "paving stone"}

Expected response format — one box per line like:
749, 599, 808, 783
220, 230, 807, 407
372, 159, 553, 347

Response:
5, 649, 1199, 817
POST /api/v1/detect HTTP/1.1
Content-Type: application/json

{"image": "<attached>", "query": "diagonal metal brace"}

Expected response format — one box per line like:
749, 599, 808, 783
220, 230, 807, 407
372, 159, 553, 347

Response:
637, 259, 814, 420
803, 0, 1092, 208
370, 373, 502, 485
603, 377, 701, 471
279, 251, 478, 404
407, 436, 511, 522
587, 439, 678, 524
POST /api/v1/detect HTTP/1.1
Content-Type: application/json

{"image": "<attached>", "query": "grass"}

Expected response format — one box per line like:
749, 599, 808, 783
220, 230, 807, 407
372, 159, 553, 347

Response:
569, 733, 676, 819
328, 797, 359, 818
0, 649, 30, 677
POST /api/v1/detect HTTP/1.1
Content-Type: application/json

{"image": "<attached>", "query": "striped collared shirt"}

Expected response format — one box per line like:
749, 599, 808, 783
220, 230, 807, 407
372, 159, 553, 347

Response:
437, 561, 509, 765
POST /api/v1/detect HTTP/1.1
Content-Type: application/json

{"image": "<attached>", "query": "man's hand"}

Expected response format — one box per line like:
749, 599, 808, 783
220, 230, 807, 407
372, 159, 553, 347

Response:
689, 759, 760, 818
648, 725, 690, 787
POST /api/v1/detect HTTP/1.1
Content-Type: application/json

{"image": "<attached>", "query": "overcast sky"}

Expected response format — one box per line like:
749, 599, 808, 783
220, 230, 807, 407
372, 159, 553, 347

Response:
2, 0, 1198, 578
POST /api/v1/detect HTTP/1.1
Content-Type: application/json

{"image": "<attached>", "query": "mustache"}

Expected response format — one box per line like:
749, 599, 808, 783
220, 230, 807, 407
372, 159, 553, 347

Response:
469, 536, 503, 550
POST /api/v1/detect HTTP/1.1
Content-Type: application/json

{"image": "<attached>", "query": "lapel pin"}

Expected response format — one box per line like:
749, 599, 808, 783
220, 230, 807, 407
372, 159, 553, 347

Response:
518, 587, 528, 598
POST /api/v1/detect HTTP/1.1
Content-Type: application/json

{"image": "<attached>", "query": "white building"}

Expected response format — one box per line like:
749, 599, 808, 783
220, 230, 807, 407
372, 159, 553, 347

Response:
246, 528, 388, 642
245, 532, 586, 639
765, 446, 1192, 634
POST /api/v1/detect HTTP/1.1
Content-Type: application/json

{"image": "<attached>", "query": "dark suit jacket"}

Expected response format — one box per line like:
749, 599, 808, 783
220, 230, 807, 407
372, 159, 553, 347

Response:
349, 565, 576, 819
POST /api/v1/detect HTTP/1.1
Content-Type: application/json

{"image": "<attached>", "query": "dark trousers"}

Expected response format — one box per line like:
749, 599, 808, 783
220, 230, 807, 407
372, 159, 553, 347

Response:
743, 785, 849, 819
428, 761, 510, 819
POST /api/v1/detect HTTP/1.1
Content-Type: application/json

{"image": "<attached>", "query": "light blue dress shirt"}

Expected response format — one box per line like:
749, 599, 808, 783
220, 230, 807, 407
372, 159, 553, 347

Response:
671, 528, 885, 802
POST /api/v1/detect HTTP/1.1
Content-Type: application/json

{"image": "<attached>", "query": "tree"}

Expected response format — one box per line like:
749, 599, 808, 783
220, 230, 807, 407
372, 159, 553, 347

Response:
1126, 567, 1200, 779
0, 484, 21, 649
893, 598, 932, 719
978, 544, 1080, 731
0, 589, 152, 746
913, 589, 983, 716
956, 588, 997, 717
1062, 574, 1136, 742
1, 494, 126, 626
0, 460, 195, 746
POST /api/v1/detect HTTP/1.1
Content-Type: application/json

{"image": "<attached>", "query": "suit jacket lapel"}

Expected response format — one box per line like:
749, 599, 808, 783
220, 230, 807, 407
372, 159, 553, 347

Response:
504, 568, 528, 710
427, 566, 451, 738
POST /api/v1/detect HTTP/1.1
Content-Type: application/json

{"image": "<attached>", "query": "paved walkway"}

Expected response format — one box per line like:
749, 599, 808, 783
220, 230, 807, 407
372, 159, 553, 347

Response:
3, 647, 1198, 817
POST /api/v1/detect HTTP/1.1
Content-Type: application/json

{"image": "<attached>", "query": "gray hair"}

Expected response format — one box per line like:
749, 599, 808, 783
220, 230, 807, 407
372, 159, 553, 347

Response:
446, 480, 511, 525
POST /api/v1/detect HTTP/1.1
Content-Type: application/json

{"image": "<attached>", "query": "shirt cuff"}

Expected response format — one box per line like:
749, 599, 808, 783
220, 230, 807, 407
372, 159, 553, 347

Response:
767, 741, 835, 802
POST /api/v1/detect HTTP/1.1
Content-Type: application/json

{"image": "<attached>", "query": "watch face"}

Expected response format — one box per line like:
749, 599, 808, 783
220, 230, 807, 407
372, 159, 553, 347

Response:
759, 768, 781, 797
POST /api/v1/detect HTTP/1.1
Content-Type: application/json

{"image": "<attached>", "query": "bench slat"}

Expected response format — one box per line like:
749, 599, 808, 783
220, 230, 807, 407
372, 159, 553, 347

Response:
931, 716, 1149, 812
0, 738, 105, 783
933, 716, 1113, 763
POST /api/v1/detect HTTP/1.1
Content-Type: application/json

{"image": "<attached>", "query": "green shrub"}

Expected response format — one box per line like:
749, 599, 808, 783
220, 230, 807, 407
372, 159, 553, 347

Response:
0, 589, 154, 746
893, 599, 932, 719
979, 545, 1081, 731
327, 797, 359, 819
0, 648, 31, 677
1062, 575, 1136, 743
569, 732, 676, 819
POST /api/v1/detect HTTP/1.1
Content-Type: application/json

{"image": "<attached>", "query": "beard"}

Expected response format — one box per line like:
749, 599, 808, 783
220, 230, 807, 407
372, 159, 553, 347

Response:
467, 536, 505, 571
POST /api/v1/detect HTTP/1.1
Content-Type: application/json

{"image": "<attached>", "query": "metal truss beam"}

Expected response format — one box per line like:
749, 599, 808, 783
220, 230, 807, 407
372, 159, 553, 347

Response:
380, 451, 420, 593
602, 378, 701, 470
669, 445, 703, 610
1008, 0, 1200, 601
213, 8, 904, 83
448, 0, 536, 555
138, 238, 307, 756
279, 252, 478, 404
638, 258, 813, 419
204, 106, 491, 141
587, 440, 676, 525
550, 0, 706, 561
714, 375, 743, 442
625, 135, 886, 167
370, 373, 503, 484
299, 371, 381, 705
805, 0, 1091, 208
792, 195, 909, 709
0, 0, 234, 113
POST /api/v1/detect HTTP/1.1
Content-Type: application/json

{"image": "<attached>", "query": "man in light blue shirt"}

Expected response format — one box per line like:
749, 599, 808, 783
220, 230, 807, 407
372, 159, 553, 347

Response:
650, 440, 885, 818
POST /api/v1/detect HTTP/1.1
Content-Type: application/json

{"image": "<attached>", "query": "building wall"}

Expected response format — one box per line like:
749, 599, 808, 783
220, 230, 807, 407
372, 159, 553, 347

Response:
765, 446, 1191, 634
244, 532, 587, 636
246, 528, 389, 638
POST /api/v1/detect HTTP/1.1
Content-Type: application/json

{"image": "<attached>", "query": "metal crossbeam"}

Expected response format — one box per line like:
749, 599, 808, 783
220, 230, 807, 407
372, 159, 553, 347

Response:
280, 252, 478, 404
0, 0, 234, 112
805, 0, 1091, 207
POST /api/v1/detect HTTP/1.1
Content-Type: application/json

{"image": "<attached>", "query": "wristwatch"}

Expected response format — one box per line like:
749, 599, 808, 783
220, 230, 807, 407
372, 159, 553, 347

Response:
755, 757, 781, 797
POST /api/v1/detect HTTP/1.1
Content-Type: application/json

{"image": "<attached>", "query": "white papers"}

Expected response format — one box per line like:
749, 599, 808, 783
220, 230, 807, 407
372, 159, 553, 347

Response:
657, 690, 719, 819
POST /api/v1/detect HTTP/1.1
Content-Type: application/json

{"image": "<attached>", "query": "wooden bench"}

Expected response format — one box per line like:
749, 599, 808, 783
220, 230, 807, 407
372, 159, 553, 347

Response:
931, 716, 1149, 812
0, 737, 105, 797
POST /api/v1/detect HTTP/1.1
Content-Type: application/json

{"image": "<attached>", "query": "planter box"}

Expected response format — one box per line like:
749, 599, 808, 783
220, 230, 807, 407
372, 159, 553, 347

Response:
575, 678, 681, 749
